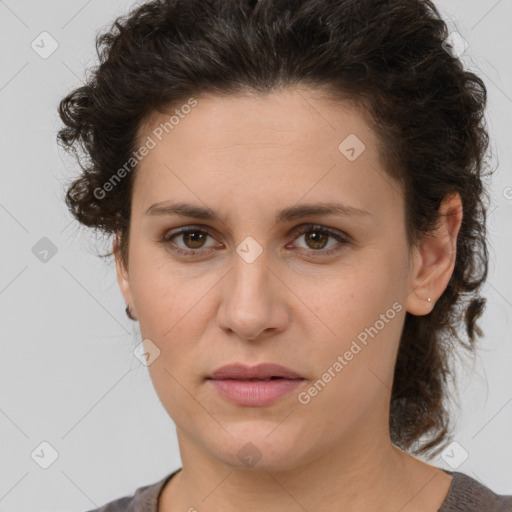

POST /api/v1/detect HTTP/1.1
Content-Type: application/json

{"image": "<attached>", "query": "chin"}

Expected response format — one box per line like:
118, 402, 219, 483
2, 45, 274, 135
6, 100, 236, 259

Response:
203, 425, 310, 473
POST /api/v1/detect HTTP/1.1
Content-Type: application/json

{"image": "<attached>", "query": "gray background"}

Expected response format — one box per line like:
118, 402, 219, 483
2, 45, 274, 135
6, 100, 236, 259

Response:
0, 0, 511, 510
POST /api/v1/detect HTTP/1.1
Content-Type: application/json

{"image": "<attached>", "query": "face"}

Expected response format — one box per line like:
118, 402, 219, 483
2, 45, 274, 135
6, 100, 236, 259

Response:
115, 87, 431, 471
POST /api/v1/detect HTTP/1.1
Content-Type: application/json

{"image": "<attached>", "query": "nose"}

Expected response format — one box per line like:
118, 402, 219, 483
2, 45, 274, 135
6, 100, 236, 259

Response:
216, 250, 290, 342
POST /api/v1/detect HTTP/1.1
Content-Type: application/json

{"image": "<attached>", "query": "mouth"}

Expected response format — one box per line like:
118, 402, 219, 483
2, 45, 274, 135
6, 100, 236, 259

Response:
206, 363, 305, 406
217, 377, 300, 381
207, 362, 304, 381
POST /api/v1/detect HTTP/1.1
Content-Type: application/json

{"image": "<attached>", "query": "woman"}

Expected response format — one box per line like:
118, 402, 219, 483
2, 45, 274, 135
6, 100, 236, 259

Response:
57, 0, 512, 510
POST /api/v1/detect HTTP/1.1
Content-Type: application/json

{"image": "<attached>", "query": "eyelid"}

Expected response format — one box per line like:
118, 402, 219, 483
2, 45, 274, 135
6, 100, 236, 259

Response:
287, 224, 349, 255
160, 223, 349, 256
288, 223, 348, 241
161, 225, 221, 253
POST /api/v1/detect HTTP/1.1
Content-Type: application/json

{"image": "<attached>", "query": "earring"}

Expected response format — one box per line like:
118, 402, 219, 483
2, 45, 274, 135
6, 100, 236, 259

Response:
125, 304, 136, 320
427, 297, 432, 302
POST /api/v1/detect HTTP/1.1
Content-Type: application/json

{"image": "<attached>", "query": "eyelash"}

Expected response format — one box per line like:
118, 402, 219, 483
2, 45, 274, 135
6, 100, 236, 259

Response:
159, 224, 349, 257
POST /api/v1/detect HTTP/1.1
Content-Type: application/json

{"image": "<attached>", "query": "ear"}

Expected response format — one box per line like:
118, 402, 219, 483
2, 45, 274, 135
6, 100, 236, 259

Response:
405, 192, 463, 316
113, 234, 136, 319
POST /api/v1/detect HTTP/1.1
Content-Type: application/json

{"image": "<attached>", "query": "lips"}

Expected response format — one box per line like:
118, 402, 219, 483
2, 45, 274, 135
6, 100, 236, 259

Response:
207, 363, 305, 407
207, 362, 304, 381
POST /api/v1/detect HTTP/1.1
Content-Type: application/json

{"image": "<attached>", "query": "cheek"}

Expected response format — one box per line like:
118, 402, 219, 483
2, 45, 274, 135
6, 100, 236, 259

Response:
295, 254, 403, 334
133, 267, 214, 423
130, 252, 217, 339
297, 256, 406, 390
297, 290, 404, 436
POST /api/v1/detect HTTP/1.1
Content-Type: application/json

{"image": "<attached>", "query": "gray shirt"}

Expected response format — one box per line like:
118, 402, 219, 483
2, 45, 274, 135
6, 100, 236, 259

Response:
85, 468, 512, 511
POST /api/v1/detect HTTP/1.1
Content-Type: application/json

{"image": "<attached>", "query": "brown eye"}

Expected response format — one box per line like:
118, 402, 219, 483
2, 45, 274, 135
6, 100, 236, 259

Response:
161, 227, 219, 255
289, 224, 349, 255
159, 224, 349, 258
302, 231, 330, 250
181, 230, 208, 249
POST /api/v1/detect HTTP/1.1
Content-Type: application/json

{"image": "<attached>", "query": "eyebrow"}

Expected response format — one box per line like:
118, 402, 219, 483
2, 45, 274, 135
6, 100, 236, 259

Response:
145, 201, 371, 224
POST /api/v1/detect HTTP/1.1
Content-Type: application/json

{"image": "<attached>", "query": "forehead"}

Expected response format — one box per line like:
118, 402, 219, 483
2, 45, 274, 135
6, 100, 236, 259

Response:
138, 88, 378, 156
132, 88, 403, 223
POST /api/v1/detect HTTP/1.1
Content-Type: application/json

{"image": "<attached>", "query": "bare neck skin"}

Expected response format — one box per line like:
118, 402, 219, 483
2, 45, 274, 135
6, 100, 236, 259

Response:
159, 428, 453, 512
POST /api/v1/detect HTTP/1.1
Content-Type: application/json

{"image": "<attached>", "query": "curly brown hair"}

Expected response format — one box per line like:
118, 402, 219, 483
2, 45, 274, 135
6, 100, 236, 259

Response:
57, 0, 491, 458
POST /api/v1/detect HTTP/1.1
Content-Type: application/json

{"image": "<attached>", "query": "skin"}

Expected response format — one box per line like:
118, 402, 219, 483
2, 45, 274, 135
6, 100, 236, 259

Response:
114, 87, 462, 512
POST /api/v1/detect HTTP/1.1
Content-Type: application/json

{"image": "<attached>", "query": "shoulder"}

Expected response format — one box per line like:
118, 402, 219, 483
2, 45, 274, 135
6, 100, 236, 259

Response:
82, 469, 181, 512
439, 471, 512, 512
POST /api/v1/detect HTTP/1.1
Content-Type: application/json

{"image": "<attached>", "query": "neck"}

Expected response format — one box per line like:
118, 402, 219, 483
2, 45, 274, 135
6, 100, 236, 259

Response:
159, 429, 452, 512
